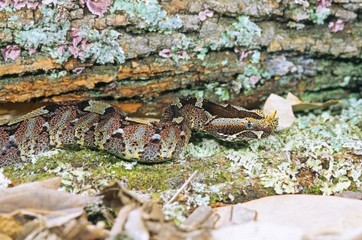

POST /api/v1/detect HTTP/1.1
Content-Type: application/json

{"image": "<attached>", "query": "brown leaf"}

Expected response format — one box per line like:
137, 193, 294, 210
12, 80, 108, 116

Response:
0, 177, 61, 196
181, 206, 215, 230
286, 92, 339, 112
0, 215, 23, 239
0, 178, 104, 239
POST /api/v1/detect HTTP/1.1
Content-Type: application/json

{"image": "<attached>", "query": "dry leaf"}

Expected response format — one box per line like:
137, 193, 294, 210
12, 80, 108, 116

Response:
213, 204, 256, 228
286, 92, 339, 112
0, 178, 105, 239
263, 93, 296, 130
0, 187, 95, 215
212, 221, 304, 240
240, 195, 362, 238
334, 191, 362, 200
0, 177, 61, 195
124, 208, 150, 240
181, 206, 214, 230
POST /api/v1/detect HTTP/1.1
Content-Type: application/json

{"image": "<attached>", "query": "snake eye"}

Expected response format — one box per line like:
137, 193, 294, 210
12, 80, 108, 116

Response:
246, 121, 254, 129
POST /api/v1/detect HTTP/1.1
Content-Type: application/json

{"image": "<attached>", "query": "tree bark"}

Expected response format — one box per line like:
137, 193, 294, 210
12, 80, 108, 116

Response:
0, 0, 361, 115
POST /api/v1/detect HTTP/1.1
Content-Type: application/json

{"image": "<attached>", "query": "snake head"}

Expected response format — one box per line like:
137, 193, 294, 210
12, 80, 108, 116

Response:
205, 110, 279, 142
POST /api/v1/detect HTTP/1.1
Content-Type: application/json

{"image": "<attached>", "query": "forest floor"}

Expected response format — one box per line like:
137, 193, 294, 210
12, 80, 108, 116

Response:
1, 96, 361, 239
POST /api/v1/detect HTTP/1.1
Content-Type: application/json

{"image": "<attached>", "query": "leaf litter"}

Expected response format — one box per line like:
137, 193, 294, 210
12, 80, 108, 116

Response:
1, 177, 362, 239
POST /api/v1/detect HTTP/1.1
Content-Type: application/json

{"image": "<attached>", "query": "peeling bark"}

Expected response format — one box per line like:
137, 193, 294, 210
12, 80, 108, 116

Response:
0, 0, 361, 115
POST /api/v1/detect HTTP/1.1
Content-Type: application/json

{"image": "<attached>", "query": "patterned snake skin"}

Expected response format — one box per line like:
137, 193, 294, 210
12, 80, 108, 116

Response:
0, 97, 278, 167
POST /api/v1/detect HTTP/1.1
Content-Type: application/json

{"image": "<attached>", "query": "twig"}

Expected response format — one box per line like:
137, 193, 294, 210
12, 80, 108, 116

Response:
166, 170, 198, 204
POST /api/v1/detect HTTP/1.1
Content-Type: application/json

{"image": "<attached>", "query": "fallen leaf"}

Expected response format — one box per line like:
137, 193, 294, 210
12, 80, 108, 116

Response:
181, 206, 215, 230
0, 178, 104, 239
240, 195, 362, 238
124, 208, 150, 240
212, 221, 304, 240
213, 204, 256, 228
334, 190, 362, 200
263, 93, 296, 130
0, 215, 23, 239
286, 92, 339, 112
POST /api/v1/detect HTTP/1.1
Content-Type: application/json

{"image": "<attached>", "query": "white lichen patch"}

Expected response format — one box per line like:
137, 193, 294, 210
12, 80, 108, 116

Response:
225, 98, 362, 195
186, 138, 222, 158
0, 168, 11, 189
162, 203, 187, 224
31, 149, 61, 164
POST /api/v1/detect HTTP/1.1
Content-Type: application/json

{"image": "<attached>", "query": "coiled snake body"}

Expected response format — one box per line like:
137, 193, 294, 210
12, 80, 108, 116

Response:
0, 97, 278, 167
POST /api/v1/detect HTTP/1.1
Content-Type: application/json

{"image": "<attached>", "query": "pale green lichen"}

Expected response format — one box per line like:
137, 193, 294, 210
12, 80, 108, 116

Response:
162, 203, 187, 224
13, 6, 125, 65
78, 27, 125, 64
49, 70, 67, 79
111, 0, 182, 33
208, 16, 262, 50
15, 7, 70, 50
309, 7, 330, 25
186, 138, 222, 158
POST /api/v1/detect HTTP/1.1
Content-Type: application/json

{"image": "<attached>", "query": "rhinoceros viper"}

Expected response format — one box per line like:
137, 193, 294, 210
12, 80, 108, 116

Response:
0, 97, 278, 167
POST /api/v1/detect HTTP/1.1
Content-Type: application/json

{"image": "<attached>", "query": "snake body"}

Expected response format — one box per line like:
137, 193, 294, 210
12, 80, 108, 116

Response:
0, 97, 278, 167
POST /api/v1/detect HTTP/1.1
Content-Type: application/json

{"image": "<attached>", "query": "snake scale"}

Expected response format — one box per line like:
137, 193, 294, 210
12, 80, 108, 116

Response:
0, 97, 278, 167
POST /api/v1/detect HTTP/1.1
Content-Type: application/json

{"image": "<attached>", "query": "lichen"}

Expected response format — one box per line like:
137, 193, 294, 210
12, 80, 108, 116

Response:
207, 16, 262, 50
309, 7, 330, 25
14, 6, 70, 58
232, 51, 271, 93
110, 0, 182, 33
76, 26, 125, 64
0, 168, 11, 189
10, 5, 125, 65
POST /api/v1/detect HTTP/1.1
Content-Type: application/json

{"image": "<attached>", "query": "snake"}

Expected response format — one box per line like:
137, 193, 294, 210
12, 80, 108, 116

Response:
0, 97, 278, 167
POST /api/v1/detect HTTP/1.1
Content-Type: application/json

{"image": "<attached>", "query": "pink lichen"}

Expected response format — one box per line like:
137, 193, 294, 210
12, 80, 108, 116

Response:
13, 0, 27, 9
28, 48, 37, 55
57, 45, 66, 55
0, 0, 11, 10
317, 0, 331, 12
26, 0, 39, 9
239, 50, 250, 62
176, 50, 188, 59
80, 40, 90, 52
69, 46, 80, 58
249, 75, 261, 86
159, 49, 172, 58
199, 9, 214, 21
85, 0, 111, 17
69, 28, 88, 59
2, 45, 21, 62
328, 19, 345, 33
72, 67, 85, 74
71, 28, 83, 47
